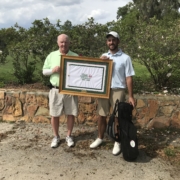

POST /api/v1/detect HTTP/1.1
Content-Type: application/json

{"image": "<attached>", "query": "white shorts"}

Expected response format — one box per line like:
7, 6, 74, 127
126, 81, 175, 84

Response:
49, 88, 78, 117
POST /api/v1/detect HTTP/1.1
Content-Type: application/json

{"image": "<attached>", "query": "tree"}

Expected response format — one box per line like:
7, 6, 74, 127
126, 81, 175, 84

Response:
28, 18, 61, 61
61, 20, 73, 33
27, 18, 62, 85
132, 0, 180, 20
8, 24, 37, 84
0, 27, 20, 64
110, 6, 139, 54
130, 16, 180, 90
116, 2, 136, 20
115, 1, 180, 91
70, 18, 108, 57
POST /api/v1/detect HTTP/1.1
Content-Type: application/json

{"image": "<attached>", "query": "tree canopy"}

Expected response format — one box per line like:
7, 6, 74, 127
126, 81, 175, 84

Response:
0, 1, 180, 92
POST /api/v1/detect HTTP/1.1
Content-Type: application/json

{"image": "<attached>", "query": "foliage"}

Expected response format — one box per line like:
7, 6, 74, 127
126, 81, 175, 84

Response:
69, 18, 108, 57
132, 0, 180, 20
0, 81, 5, 88
116, 2, 136, 20
131, 17, 180, 90
1, 18, 63, 84
61, 20, 73, 34
114, 8, 139, 53
132, 62, 152, 93
115, 1, 180, 91
7, 25, 37, 84
27, 18, 62, 85
28, 18, 61, 61
0, 27, 20, 64
9, 44, 36, 84
0, 56, 16, 84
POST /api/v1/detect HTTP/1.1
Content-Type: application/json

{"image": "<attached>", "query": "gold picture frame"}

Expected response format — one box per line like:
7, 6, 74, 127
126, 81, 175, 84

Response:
59, 55, 113, 99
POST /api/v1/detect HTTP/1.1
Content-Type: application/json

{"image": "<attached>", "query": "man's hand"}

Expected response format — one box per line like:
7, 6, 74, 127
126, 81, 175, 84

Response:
52, 66, 60, 73
100, 56, 109, 60
128, 96, 136, 107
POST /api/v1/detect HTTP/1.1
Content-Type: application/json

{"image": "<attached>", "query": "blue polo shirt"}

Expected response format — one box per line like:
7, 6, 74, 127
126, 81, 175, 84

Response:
102, 49, 135, 89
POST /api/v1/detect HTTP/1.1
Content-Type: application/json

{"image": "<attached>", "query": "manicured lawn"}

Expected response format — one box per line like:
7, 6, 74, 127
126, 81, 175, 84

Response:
0, 56, 17, 83
0, 56, 44, 84
133, 61, 150, 80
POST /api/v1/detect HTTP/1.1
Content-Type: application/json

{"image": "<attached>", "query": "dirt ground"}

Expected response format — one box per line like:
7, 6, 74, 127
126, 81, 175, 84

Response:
0, 121, 180, 180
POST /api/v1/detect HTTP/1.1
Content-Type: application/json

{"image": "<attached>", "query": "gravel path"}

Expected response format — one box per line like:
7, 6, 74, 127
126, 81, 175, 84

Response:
0, 122, 180, 180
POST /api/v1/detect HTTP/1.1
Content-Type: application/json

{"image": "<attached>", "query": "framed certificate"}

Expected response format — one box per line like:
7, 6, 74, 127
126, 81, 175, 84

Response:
59, 55, 113, 99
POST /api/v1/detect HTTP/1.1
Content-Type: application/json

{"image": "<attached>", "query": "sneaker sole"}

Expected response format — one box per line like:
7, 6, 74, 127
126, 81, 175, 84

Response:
51, 145, 59, 148
112, 151, 121, 156
68, 145, 74, 147
67, 143, 75, 147
51, 141, 60, 148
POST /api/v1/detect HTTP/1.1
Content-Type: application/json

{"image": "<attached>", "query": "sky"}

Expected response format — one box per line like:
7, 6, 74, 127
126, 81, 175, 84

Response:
0, 0, 132, 29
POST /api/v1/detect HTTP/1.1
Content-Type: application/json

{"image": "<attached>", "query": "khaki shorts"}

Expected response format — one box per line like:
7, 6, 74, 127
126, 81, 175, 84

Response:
97, 88, 126, 116
49, 88, 78, 117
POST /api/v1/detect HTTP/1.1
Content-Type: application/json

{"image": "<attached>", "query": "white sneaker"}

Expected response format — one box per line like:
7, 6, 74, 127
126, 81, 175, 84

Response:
112, 142, 121, 155
90, 138, 103, 148
51, 136, 60, 148
66, 136, 74, 147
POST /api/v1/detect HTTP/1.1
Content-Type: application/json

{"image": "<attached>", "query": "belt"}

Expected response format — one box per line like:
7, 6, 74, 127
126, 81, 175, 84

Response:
52, 86, 59, 89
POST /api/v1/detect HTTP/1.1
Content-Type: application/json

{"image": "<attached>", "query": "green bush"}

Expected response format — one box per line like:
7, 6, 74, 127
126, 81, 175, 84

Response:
0, 81, 5, 88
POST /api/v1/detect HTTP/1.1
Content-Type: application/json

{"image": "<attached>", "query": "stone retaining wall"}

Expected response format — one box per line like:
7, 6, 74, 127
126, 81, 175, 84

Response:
0, 89, 180, 129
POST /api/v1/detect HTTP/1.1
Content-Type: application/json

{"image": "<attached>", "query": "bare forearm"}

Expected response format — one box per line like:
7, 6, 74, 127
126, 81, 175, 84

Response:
126, 76, 134, 98
126, 76, 135, 106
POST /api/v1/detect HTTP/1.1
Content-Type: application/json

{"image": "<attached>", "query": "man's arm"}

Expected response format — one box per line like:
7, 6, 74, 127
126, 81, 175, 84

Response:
126, 76, 135, 107
43, 69, 53, 76
43, 66, 60, 76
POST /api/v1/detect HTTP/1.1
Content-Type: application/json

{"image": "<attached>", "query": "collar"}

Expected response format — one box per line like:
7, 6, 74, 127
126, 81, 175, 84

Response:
107, 49, 122, 56
58, 50, 70, 55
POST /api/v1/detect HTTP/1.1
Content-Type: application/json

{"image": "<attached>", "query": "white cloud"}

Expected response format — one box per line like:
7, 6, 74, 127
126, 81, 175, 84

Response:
0, 0, 132, 28
88, 9, 108, 20
79, 9, 109, 23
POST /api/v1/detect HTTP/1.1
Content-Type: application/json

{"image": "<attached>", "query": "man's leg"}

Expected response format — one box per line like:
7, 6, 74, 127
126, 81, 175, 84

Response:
51, 116, 60, 148
67, 115, 75, 136
51, 116, 60, 137
90, 98, 109, 148
111, 89, 125, 155
66, 115, 75, 147
49, 89, 63, 148
90, 115, 106, 148
98, 116, 107, 139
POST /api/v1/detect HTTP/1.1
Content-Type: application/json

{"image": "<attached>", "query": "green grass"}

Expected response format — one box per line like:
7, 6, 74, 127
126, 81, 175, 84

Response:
133, 61, 150, 80
0, 55, 44, 84
0, 56, 17, 83
164, 148, 176, 157
132, 61, 153, 92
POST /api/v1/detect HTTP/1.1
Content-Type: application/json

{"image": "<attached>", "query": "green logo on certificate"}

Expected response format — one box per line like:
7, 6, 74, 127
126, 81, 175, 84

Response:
80, 73, 92, 81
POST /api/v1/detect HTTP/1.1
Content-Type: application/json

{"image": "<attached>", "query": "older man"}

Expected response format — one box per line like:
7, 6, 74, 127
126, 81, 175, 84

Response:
42, 34, 78, 148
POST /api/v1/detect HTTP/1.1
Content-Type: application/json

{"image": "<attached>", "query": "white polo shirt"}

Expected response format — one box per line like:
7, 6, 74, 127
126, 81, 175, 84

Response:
102, 49, 135, 89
